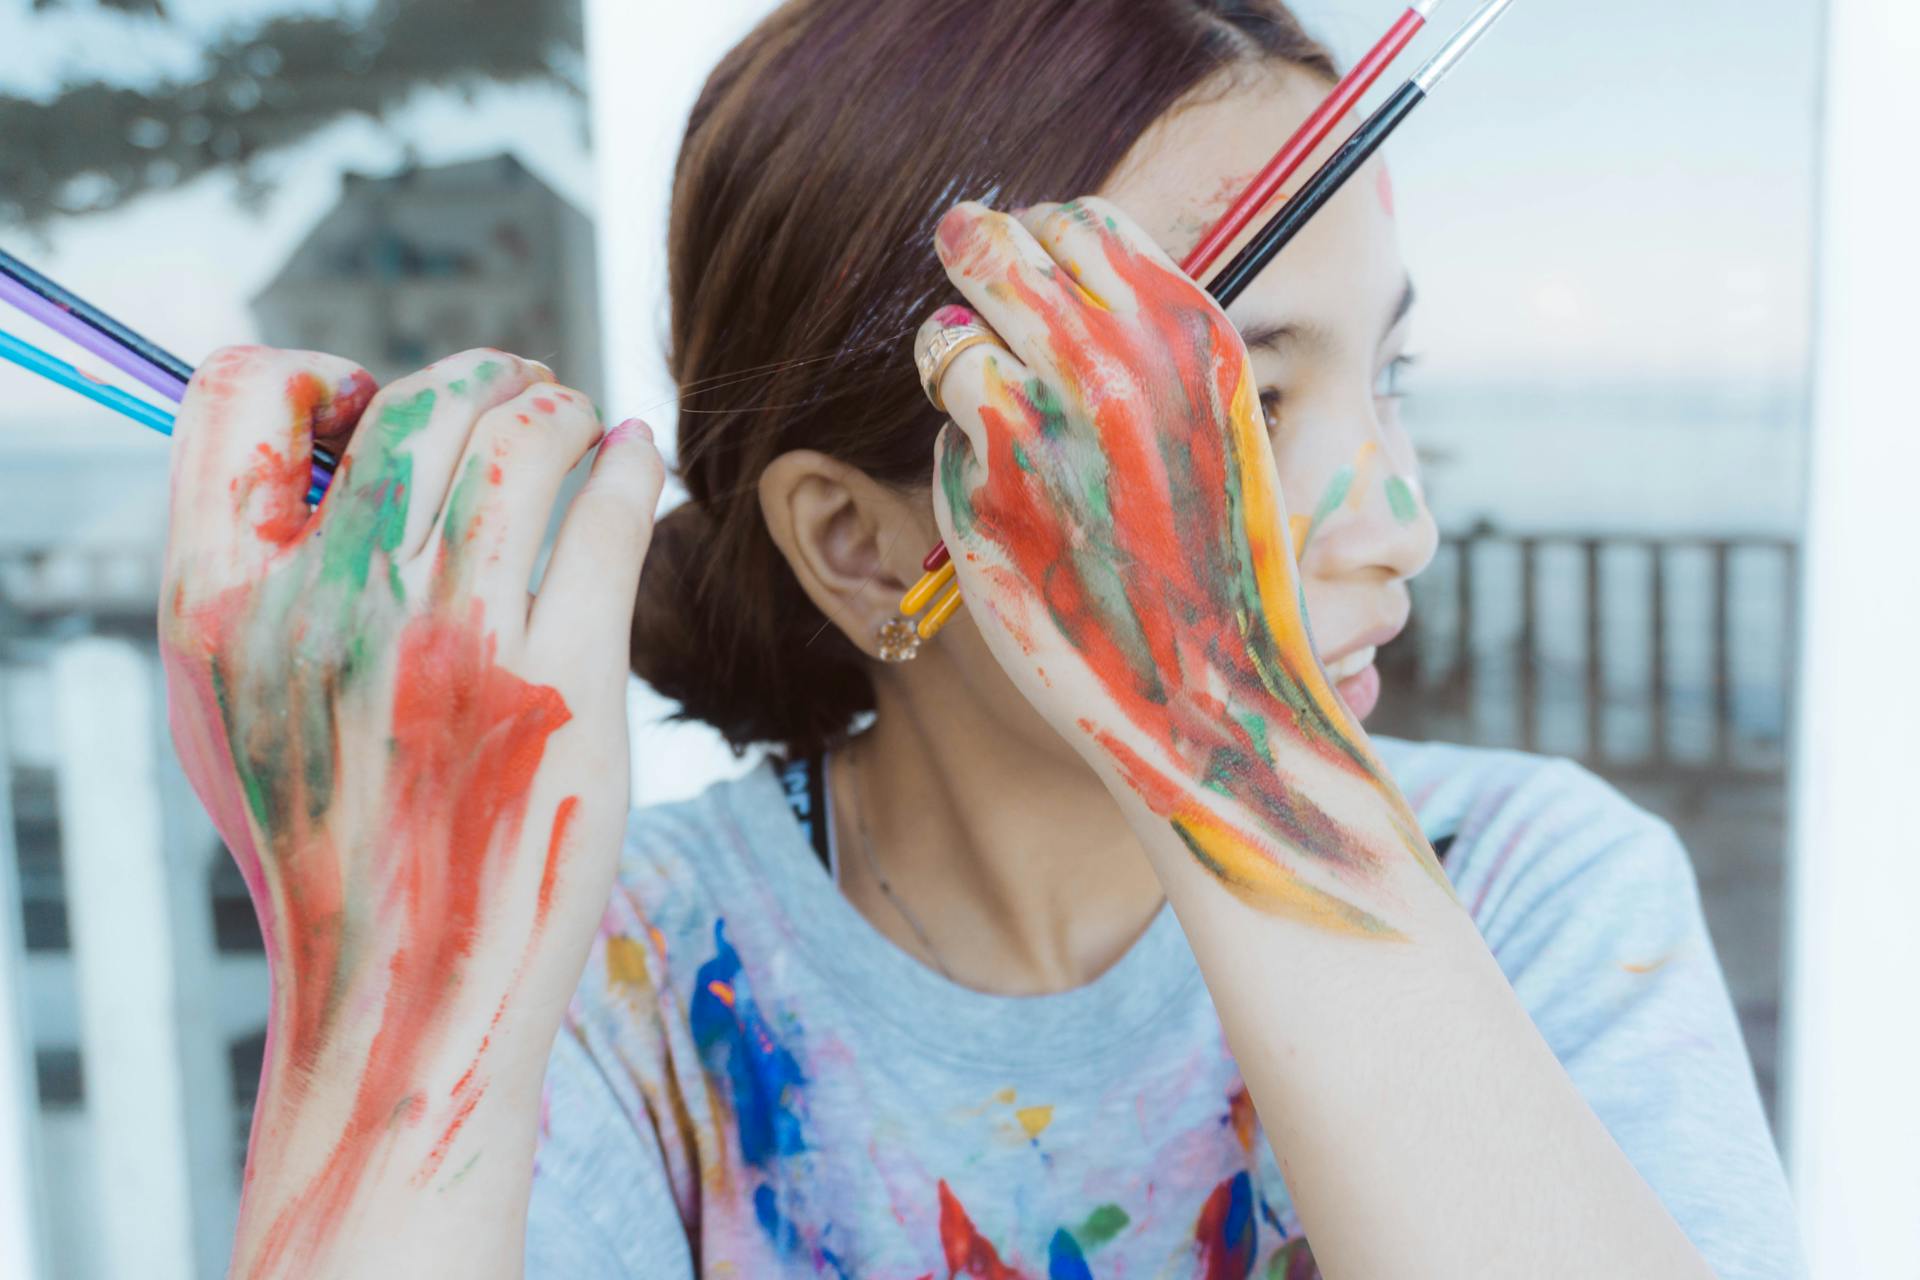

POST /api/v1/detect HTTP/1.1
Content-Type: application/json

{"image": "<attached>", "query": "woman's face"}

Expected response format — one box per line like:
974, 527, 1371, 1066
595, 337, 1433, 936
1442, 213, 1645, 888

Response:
1098, 67, 1440, 722
870, 65, 1436, 760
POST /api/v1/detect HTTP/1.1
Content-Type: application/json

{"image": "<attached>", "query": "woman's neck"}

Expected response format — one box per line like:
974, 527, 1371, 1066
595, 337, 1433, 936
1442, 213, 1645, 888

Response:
832, 679, 1167, 996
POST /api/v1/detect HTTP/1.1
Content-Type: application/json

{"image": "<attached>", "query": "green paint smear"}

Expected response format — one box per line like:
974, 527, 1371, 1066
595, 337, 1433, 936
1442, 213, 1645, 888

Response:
1025, 377, 1071, 441
446, 1152, 482, 1188
316, 388, 437, 597
474, 359, 504, 386
1306, 464, 1354, 540
1064, 545, 1165, 705
441, 452, 492, 564
1268, 1239, 1309, 1278
1231, 707, 1277, 768
1075, 1204, 1129, 1248
1384, 474, 1419, 525
938, 431, 978, 540
447, 377, 469, 396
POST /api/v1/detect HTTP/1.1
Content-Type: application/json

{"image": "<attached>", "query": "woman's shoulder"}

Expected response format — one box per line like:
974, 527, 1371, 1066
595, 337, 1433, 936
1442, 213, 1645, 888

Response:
1369, 735, 1695, 929
613, 760, 794, 911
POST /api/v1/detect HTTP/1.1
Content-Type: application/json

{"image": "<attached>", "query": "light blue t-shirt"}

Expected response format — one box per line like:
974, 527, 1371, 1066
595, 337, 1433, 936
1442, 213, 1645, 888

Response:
526, 737, 1804, 1278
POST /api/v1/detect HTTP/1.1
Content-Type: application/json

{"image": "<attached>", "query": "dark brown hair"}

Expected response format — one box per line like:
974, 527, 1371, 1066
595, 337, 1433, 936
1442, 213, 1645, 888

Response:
633, 0, 1335, 754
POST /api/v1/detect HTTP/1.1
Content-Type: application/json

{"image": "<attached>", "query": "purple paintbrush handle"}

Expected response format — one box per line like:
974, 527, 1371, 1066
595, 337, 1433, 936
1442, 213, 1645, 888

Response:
0, 272, 189, 403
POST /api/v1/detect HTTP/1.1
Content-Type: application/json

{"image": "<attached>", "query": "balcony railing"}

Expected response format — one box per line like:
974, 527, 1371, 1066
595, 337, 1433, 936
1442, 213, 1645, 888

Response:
1377, 523, 1798, 777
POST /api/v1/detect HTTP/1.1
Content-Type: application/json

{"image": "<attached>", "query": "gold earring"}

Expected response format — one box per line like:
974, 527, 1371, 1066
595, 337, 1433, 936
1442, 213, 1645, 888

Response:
875, 616, 922, 663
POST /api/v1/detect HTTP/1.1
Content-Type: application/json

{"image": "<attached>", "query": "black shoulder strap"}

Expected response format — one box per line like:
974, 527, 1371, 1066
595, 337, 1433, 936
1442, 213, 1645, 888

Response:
776, 753, 832, 871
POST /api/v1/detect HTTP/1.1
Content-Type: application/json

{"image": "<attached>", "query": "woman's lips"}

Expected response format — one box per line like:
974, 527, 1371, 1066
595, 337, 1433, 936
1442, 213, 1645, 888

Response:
1334, 662, 1381, 721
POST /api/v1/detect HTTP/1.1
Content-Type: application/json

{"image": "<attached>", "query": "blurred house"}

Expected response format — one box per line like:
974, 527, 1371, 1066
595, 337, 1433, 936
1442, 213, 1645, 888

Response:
253, 153, 604, 399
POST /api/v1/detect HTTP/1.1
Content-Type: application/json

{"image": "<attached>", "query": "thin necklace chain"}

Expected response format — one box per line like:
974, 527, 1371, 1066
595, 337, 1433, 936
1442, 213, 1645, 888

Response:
844, 741, 957, 983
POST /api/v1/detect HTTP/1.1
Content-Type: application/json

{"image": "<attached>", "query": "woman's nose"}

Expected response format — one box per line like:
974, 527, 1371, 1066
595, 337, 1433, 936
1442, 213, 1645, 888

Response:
1297, 441, 1439, 584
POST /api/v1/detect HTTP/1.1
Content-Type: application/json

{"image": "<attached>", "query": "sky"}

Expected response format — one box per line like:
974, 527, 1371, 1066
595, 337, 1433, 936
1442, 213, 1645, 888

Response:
0, 0, 1824, 526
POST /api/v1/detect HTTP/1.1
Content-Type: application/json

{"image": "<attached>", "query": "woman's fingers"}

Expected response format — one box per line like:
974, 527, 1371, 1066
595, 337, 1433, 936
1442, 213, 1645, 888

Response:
166, 345, 376, 592
529, 417, 666, 665
431, 383, 606, 630
322, 350, 553, 577
1016, 199, 1145, 315
914, 308, 1032, 486
933, 202, 1096, 379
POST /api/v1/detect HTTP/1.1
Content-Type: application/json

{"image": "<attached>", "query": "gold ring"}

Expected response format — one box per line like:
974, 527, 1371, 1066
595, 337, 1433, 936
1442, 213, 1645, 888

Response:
916, 318, 1001, 416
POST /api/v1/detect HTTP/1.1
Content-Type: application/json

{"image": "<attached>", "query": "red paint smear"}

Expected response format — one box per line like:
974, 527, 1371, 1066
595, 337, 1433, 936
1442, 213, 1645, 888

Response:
932, 303, 978, 328
1228, 1085, 1256, 1154
1194, 1177, 1255, 1280
247, 600, 571, 1275
418, 791, 579, 1186
938, 1180, 1031, 1280
534, 794, 577, 935
230, 372, 374, 547
532, 396, 558, 415
163, 583, 350, 1224
953, 210, 1380, 872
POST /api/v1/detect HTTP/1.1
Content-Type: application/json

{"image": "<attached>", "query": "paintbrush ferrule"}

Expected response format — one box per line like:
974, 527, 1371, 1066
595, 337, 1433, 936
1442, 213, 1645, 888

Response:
1412, 0, 1516, 91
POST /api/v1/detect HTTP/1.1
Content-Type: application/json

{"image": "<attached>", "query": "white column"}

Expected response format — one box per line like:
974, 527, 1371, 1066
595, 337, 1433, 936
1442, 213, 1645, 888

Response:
0, 672, 47, 1279
1784, 1, 1920, 1276
585, 0, 780, 806
52, 639, 195, 1280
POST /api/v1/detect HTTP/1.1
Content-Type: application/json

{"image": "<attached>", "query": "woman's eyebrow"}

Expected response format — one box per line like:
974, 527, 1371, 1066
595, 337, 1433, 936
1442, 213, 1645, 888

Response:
1238, 318, 1326, 354
1234, 278, 1417, 356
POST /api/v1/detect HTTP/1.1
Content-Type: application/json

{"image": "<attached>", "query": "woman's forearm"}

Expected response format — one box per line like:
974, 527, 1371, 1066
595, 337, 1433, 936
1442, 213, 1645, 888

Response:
231, 1005, 547, 1279
1106, 748, 1714, 1280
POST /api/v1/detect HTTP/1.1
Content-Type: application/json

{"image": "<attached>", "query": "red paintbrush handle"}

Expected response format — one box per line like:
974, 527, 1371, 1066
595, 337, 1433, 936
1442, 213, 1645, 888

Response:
1180, 5, 1428, 281
914, 2, 1433, 603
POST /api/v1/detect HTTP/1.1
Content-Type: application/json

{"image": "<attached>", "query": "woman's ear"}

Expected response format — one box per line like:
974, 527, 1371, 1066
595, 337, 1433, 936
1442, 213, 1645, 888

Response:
759, 450, 932, 658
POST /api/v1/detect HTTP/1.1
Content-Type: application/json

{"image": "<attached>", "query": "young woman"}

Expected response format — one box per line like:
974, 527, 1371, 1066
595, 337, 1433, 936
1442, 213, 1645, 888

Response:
159, 1, 1801, 1276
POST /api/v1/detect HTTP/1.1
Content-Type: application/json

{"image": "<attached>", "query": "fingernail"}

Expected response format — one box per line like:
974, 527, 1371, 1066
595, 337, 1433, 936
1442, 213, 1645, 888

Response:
607, 417, 654, 446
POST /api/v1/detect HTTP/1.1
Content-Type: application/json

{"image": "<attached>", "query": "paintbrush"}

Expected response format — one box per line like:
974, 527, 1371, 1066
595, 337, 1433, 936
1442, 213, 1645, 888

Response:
904, 0, 1518, 637
0, 248, 340, 502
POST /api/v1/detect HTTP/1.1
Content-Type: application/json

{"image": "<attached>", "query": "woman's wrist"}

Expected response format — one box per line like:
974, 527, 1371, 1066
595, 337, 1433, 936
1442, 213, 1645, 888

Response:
1082, 705, 1453, 944
233, 1004, 553, 1279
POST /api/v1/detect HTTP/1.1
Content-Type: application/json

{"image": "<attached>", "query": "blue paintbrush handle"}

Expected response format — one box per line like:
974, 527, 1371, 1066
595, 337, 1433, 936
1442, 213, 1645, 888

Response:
0, 323, 338, 503
0, 324, 176, 435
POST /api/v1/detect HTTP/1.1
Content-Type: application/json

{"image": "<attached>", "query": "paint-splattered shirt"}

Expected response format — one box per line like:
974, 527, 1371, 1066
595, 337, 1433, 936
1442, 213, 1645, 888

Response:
526, 737, 1803, 1278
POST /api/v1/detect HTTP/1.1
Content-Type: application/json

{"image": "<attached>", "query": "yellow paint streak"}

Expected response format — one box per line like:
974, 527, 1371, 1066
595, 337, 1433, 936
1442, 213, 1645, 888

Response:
1289, 513, 1312, 560
1225, 372, 1345, 714
1016, 1105, 1054, 1139
1172, 799, 1401, 939
605, 935, 650, 992
1345, 441, 1379, 509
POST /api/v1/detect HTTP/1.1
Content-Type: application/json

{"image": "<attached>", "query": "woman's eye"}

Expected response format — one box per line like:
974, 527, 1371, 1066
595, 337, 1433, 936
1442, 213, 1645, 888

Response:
1374, 354, 1420, 401
1259, 388, 1282, 429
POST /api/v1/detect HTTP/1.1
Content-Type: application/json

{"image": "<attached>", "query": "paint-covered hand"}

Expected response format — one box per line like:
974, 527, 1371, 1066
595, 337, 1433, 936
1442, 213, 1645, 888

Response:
930, 201, 1436, 936
159, 346, 663, 1276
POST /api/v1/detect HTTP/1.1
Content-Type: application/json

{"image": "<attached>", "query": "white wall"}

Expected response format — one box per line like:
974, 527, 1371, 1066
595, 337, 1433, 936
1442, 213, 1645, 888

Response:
585, 0, 784, 805
1783, 1, 1920, 1276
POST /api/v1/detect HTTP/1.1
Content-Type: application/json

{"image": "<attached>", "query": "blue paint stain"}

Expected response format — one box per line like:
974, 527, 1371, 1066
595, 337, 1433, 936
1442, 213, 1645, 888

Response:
1049, 1228, 1093, 1280
689, 919, 807, 1167
1196, 1170, 1257, 1279
754, 1184, 800, 1252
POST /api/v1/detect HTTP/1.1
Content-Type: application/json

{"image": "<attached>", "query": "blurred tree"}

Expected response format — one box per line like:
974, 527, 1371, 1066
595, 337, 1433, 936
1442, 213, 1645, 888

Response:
31, 0, 167, 13
2, 0, 582, 227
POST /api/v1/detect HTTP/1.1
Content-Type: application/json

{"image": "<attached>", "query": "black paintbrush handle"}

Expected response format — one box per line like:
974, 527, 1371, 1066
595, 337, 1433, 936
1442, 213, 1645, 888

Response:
0, 246, 197, 385
1206, 81, 1427, 310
